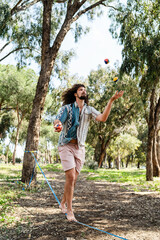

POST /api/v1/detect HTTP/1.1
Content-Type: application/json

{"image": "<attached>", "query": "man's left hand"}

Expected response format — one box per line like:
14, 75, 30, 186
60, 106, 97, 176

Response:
111, 91, 124, 101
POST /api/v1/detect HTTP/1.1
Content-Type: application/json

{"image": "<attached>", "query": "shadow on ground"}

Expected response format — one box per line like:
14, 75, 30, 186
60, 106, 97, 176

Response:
0, 171, 160, 240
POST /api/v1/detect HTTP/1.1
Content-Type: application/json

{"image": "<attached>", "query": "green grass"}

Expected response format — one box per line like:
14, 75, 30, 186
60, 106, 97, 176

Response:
0, 164, 27, 226
0, 164, 22, 180
41, 163, 63, 172
81, 167, 160, 192
0, 163, 62, 227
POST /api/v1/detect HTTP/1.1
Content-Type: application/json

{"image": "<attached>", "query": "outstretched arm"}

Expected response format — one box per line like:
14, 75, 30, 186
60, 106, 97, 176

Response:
96, 91, 124, 122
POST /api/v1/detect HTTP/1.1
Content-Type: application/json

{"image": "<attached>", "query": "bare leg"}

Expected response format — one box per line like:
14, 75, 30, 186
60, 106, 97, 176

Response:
60, 168, 79, 221
59, 184, 67, 213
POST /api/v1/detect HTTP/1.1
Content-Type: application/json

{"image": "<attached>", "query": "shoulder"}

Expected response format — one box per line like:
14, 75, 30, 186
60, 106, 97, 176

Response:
85, 105, 97, 111
60, 104, 72, 109
85, 105, 101, 117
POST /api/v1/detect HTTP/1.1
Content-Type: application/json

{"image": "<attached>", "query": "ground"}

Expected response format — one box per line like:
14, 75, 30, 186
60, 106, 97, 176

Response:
0, 170, 160, 240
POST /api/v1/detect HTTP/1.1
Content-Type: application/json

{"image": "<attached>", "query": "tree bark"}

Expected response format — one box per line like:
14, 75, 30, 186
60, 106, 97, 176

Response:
12, 110, 24, 165
126, 155, 130, 168
146, 89, 155, 181
22, 0, 53, 183
98, 138, 111, 167
153, 131, 160, 177
107, 156, 112, 168
116, 153, 121, 170
12, 124, 20, 165
157, 129, 160, 166
153, 97, 160, 176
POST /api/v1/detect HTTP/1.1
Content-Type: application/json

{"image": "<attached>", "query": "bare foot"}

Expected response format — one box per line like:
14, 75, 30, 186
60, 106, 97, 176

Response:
59, 203, 67, 214
67, 210, 77, 222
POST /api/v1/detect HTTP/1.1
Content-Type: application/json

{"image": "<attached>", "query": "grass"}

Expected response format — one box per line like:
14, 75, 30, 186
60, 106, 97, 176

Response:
42, 164, 160, 192
0, 164, 26, 226
0, 163, 62, 228
41, 163, 63, 172
81, 167, 160, 192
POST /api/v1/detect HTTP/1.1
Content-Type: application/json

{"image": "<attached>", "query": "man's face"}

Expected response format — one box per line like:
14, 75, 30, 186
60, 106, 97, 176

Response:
76, 87, 87, 100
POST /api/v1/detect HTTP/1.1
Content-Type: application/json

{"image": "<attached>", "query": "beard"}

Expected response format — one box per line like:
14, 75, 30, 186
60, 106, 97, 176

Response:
77, 93, 88, 101
79, 95, 86, 100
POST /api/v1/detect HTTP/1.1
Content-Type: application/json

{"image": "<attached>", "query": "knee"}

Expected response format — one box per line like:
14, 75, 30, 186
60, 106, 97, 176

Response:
67, 172, 75, 184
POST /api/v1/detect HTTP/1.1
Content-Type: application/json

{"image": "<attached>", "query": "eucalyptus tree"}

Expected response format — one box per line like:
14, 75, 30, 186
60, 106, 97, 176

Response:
0, 64, 37, 164
86, 66, 143, 167
2, 0, 121, 184
109, 0, 160, 180
106, 133, 141, 169
0, 0, 124, 183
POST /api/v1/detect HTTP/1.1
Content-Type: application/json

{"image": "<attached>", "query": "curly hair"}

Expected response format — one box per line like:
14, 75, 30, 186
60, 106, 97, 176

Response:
62, 84, 88, 106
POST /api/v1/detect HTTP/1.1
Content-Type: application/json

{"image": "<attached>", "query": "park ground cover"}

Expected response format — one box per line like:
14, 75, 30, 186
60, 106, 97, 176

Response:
0, 163, 160, 240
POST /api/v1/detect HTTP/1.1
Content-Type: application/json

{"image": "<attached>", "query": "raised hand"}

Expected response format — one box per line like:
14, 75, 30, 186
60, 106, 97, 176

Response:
111, 91, 124, 101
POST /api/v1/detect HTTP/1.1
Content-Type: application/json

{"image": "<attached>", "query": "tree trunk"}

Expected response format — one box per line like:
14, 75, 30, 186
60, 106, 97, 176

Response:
137, 161, 140, 169
108, 156, 112, 169
153, 132, 160, 177
21, 0, 80, 183
12, 117, 23, 165
5, 145, 9, 164
56, 154, 59, 163
116, 154, 121, 170
157, 129, 160, 166
48, 151, 52, 164
98, 138, 111, 168
153, 97, 160, 176
98, 141, 106, 168
126, 155, 130, 168
146, 89, 155, 181
22, 0, 53, 183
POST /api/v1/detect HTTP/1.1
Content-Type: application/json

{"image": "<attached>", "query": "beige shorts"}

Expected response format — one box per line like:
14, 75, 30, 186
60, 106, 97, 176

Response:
58, 143, 85, 173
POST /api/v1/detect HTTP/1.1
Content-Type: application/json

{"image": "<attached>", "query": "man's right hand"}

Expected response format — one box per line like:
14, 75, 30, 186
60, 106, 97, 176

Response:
54, 120, 63, 132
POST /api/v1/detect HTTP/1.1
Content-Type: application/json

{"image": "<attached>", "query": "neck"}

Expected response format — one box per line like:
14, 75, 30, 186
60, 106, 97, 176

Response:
76, 98, 85, 109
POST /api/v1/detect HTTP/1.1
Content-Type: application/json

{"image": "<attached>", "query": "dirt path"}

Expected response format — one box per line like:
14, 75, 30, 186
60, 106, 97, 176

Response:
0, 171, 160, 240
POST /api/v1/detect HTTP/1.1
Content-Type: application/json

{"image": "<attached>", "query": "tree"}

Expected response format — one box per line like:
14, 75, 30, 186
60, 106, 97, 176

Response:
109, 0, 160, 180
107, 133, 141, 169
0, 64, 37, 164
86, 66, 143, 167
0, 1, 122, 183
18, 0, 121, 184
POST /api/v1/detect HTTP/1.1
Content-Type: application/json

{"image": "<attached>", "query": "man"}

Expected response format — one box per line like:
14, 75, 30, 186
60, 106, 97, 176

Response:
54, 84, 124, 222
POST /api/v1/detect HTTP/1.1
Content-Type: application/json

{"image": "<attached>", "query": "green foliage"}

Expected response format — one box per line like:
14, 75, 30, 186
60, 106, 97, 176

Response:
107, 133, 142, 159
86, 66, 143, 148
0, 113, 12, 138
109, 0, 160, 101
134, 118, 148, 165
0, 0, 106, 67
0, 64, 37, 142
84, 143, 98, 169
0, 2, 11, 36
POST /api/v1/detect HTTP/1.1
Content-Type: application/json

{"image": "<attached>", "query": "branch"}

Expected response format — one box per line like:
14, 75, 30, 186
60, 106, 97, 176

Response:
11, 0, 24, 15
0, 40, 12, 53
119, 103, 135, 121
11, 0, 67, 15
10, 0, 40, 15
0, 47, 32, 62
72, 0, 105, 22
71, 0, 122, 23
67, 0, 73, 11
102, 4, 123, 12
